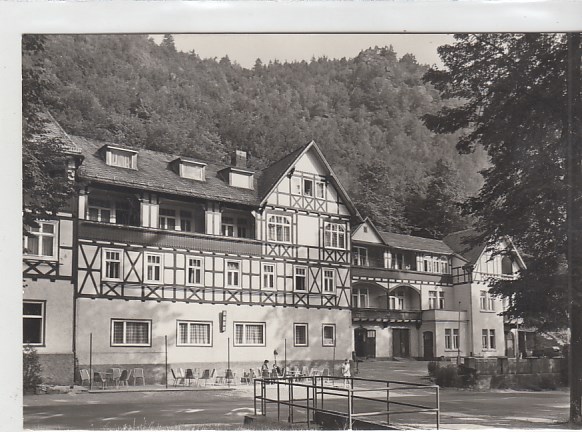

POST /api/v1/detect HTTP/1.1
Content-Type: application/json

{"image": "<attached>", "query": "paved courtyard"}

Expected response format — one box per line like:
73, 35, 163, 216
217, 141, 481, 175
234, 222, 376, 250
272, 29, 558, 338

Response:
23, 360, 570, 430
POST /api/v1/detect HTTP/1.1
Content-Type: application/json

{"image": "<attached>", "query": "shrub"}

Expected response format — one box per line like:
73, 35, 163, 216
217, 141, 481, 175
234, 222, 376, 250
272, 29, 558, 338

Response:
427, 361, 439, 377
23, 345, 42, 394
434, 364, 464, 387
539, 375, 558, 390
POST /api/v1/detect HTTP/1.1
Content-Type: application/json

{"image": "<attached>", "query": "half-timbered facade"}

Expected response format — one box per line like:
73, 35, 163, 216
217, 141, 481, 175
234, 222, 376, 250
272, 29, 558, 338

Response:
66, 138, 361, 381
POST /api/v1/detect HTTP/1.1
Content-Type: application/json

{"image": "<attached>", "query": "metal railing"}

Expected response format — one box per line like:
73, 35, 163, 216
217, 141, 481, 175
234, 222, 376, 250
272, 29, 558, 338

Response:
253, 375, 440, 430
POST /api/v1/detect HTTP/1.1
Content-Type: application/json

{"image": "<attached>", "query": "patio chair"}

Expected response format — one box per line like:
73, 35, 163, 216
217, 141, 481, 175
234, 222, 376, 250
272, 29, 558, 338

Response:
93, 372, 107, 390
185, 368, 196, 386
171, 369, 185, 386
79, 369, 90, 387
225, 369, 235, 385
118, 369, 130, 388
109, 368, 122, 387
200, 369, 215, 386
132, 368, 145, 386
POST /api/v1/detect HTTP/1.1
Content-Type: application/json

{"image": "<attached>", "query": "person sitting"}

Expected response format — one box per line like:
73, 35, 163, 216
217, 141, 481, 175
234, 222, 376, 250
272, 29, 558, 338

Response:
261, 360, 270, 378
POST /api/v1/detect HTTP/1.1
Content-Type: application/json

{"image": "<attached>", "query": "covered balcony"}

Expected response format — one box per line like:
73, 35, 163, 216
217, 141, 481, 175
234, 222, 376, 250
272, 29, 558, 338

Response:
351, 282, 422, 324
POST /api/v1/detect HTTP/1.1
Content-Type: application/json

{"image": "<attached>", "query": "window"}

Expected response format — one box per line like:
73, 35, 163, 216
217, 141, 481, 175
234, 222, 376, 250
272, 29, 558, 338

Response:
480, 290, 495, 311
389, 289, 404, 310
222, 217, 235, 237
234, 322, 265, 346
501, 256, 513, 275
323, 269, 335, 293
159, 208, 177, 230
111, 319, 151, 346
23, 301, 44, 345
389, 252, 404, 270
103, 249, 122, 281
294, 323, 308, 346
177, 321, 212, 346
352, 288, 368, 308
24, 222, 57, 259
322, 324, 336, 346
316, 181, 325, 199
445, 328, 459, 350
186, 257, 203, 286
226, 260, 241, 287
429, 291, 437, 309
180, 211, 193, 232
237, 218, 248, 238
290, 176, 302, 195
262, 264, 275, 289
106, 147, 136, 169
88, 198, 112, 223
145, 253, 163, 283
439, 292, 445, 309
303, 179, 313, 197
324, 223, 346, 249
267, 215, 291, 243
294, 266, 307, 291
353, 247, 369, 266
482, 329, 496, 349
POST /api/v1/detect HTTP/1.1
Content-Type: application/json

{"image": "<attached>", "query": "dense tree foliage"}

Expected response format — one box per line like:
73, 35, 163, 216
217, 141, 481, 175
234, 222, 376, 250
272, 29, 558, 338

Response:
25, 34, 487, 235
424, 32, 581, 423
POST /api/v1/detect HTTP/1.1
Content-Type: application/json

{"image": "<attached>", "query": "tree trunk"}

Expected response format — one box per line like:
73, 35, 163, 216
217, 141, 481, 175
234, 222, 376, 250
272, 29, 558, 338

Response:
567, 32, 582, 425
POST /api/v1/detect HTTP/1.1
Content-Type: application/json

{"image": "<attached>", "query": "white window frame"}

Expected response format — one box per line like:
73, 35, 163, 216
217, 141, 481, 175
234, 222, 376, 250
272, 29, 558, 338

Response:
429, 291, 437, 309
23, 300, 45, 346
389, 289, 405, 310
144, 252, 163, 284
106, 147, 136, 169
353, 246, 369, 266
221, 216, 236, 237
323, 269, 335, 293
23, 221, 58, 260
262, 263, 276, 290
234, 322, 266, 346
444, 328, 452, 350
267, 215, 291, 243
177, 320, 212, 347
322, 324, 336, 347
480, 290, 495, 311
453, 328, 459, 350
294, 266, 307, 291
315, 181, 326, 199
186, 256, 204, 286
489, 329, 496, 349
294, 323, 309, 347
352, 288, 369, 308
324, 222, 346, 250
88, 198, 113, 223
225, 260, 241, 288
102, 248, 123, 282
291, 176, 302, 195
482, 329, 496, 349
303, 179, 314, 197
439, 292, 445, 309
111, 319, 151, 347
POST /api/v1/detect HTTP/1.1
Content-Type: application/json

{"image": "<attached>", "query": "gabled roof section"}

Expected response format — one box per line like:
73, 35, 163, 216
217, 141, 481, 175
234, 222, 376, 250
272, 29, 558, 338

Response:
35, 112, 82, 156
443, 229, 486, 265
72, 135, 260, 206
258, 140, 362, 220
379, 231, 454, 255
352, 218, 385, 245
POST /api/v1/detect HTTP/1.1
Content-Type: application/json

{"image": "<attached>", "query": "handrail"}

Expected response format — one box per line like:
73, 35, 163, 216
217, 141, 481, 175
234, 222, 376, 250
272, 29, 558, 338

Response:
253, 375, 440, 430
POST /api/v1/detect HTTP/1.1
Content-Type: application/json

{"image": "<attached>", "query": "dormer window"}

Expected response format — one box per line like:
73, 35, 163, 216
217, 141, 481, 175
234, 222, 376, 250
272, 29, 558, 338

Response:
169, 158, 206, 181
101, 145, 137, 169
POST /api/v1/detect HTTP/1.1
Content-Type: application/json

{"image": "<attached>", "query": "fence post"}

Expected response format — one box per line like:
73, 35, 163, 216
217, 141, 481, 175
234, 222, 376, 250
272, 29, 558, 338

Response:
436, 386, 440, 430
89, 333, 92, 390
165, 335, 168, 389
277, 380, 280, 422
347, 388, 353, 430
386, 381, 390, 425
253, 379, 257, 415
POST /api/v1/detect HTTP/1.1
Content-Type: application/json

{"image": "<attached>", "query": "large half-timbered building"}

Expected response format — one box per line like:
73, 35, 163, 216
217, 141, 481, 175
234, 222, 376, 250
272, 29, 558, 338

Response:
23, 123, 524, 384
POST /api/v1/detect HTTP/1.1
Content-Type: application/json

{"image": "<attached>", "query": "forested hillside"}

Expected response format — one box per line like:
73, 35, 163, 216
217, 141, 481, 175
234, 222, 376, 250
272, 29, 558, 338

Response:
24, 34, 487, 237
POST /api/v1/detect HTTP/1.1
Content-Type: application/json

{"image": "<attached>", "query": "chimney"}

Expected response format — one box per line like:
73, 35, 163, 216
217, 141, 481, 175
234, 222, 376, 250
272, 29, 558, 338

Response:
231, 150, 248, 168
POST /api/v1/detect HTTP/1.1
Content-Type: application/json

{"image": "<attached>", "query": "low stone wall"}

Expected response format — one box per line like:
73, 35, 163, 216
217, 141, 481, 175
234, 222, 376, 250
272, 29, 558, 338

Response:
39, 354, 75, 385
463, 357, 566, 390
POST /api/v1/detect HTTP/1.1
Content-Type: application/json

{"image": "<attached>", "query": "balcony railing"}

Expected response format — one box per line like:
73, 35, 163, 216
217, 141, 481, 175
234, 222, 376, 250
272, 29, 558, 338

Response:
78, 221, 263, 256
352, 307, 422, 323
352, 266, 453, 285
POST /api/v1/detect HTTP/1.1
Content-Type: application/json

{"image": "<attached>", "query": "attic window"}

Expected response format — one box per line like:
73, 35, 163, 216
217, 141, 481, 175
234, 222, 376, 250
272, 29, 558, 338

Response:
103, 146, 137, 169
169, 158, 207, 181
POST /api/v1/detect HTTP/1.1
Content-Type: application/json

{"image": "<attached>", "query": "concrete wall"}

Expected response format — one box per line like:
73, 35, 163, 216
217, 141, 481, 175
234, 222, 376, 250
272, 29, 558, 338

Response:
76, 298, 352, 383
38, 354, 75, 385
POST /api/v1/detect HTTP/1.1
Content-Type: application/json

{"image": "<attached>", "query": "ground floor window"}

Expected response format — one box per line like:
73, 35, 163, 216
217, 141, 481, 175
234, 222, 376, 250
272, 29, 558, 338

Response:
445, 328, 459, 350
177, 321, 212, 346
23, 301, 45, 346
234, 322, 265, 346
294, 323, 308, 347
322, 324, 336, 346
111, 319, 151, 346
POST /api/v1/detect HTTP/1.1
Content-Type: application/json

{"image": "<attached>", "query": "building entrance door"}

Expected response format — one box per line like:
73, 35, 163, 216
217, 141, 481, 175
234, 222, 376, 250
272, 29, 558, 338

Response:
354, 328, 376, 358
423, 331, 434, 359
393, 328, 410, 358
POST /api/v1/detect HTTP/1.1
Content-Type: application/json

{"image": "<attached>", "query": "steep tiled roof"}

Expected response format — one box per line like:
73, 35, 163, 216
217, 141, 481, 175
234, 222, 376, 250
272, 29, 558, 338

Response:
379, 231, 454, 255
442, 229, 485, 264
258, 143, 309, 199
72, 136, 261, 206
33, 112, 82, 155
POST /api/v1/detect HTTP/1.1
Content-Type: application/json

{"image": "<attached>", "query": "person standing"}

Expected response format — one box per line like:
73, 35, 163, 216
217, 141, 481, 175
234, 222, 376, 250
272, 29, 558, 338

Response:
341, 359, 351, 388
